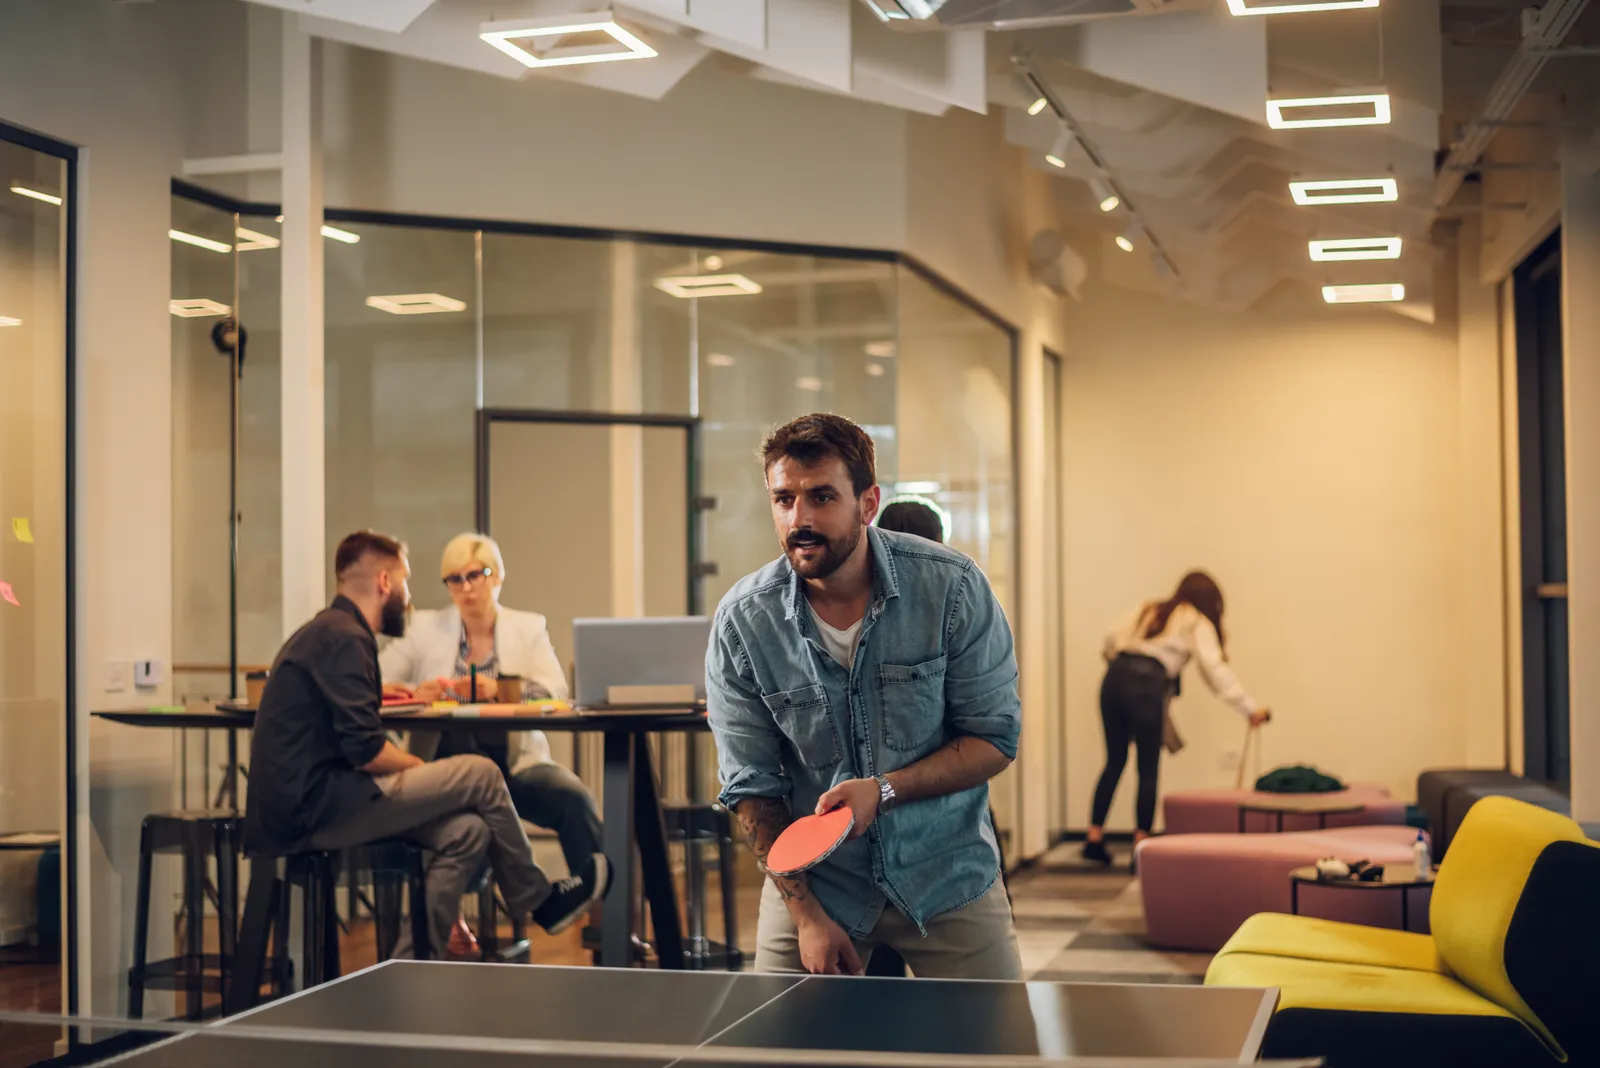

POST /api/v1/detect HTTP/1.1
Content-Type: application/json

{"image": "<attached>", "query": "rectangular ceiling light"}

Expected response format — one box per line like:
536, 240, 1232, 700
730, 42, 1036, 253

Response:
1310, 237, 1402, 261
1268, 93, 1390, 129
1290, 177, 1399, 205
10, 184, 62, 206
170, 298, 233, 319
321, 224, 361, 244
365, 293, 468, 315
653, 274, 763, 299
1228, 0, 1379, 14
169, 229, 232, 254
1322, 283, 1405, 304
481, 13, 657, 69
235, 227, 281, 252
861, 0, 935, 20
0, 316, 21, 327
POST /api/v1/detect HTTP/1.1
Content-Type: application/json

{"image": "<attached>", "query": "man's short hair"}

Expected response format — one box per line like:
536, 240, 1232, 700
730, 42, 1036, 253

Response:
878, 500, 945, 544
334, 530, 406, 580
761, 413, 877, 496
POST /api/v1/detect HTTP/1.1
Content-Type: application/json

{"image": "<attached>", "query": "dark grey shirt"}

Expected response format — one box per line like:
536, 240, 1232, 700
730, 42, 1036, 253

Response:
245, 596, 388, 854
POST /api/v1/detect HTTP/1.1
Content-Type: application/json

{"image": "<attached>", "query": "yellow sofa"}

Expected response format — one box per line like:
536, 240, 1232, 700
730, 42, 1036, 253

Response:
1206, 795, 1600, 1067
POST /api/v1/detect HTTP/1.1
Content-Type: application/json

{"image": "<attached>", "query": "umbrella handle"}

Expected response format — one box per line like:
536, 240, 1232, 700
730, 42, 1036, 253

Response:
1234, 721, 1256, 791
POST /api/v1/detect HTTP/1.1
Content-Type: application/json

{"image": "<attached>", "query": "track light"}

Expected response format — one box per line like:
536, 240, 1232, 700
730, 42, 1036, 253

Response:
1090, 177, 1120, 213
1028, 97, 1049, 116
1116, 228, 1139, 253
1045, 129, 1074, 169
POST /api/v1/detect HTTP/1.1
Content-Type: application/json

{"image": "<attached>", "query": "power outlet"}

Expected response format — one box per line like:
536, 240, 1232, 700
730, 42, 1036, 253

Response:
1219, 749, 1241, 772
104, 661, 131, 693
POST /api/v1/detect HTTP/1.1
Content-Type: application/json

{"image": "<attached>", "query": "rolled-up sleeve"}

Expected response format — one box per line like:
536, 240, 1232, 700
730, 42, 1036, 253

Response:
943, 565, 1022, 760
311, 636, 387, 769
707, 612, 790, 809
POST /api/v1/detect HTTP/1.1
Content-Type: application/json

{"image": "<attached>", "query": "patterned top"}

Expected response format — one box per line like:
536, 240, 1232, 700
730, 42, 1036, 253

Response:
436, 625, 552, 769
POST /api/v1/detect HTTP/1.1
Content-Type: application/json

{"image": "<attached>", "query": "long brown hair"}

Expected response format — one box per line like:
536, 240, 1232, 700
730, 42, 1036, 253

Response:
1141, 571, 1227, 657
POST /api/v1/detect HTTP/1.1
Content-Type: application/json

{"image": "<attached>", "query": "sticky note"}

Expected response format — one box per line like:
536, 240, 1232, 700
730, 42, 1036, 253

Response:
0, 581, 18, 607
11, 518, 32, 544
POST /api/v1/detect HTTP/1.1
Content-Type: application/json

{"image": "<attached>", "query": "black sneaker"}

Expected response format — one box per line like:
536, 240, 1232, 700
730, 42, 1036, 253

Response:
1081, 839, 1113, 867
532, 854, 607, 934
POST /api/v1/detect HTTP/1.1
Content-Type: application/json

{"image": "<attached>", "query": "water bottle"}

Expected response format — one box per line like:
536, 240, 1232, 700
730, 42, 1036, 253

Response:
1413, 830, 1432, 879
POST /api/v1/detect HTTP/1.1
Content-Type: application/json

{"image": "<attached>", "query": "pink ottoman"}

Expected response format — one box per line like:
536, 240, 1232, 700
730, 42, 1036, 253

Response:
1162, 784, 1406, 835
1137, 825, 1429, 952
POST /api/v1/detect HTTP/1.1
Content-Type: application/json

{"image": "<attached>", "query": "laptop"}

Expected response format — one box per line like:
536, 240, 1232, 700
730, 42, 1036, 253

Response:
572, 616, 712, 710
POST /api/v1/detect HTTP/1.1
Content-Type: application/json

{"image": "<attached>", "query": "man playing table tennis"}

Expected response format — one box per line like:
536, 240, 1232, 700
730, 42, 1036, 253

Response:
708, 413, 1022, 979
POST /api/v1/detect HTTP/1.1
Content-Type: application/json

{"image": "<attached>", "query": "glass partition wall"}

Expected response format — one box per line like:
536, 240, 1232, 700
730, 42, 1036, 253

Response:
0, 127, 73, 1067
169, 192, 1020, 865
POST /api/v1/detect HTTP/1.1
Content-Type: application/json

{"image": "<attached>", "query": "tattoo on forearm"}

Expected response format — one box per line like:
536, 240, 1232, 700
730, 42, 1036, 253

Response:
735, 797, 811, 904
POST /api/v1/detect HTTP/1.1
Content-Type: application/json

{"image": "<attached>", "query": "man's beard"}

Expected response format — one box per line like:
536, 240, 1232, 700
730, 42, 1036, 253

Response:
379, 588, 409, 638
785, 519, 863, 580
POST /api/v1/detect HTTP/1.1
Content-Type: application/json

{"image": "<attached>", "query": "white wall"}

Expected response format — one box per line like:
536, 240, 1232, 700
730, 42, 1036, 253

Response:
0, 0, 251, 1019
1059, 265, 1503, 830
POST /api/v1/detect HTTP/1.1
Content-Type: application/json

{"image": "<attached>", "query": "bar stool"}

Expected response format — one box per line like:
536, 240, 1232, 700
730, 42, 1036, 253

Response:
127, 811, 240, 1020
345, 839, 430, 962
663, 802, 742, 970
227, 849, 341, 1014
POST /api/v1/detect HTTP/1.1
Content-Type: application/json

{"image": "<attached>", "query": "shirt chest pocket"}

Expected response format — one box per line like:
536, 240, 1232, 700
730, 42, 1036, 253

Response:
761, 684, 841, 770
878, 655, 947, 753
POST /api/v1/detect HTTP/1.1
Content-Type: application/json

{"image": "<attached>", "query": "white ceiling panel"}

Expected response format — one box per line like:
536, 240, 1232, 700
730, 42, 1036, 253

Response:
705, 0, 853, 92
246, 0, 439, 34
851, 4, 987, 113
623, 0, 766, 47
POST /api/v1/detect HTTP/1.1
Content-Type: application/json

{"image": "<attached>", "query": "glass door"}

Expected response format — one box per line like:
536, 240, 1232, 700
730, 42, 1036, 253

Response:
0, 124, 72, 1066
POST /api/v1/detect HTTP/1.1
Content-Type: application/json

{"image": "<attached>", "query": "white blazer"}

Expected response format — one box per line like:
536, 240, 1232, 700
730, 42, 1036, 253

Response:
379, 605, 569, 771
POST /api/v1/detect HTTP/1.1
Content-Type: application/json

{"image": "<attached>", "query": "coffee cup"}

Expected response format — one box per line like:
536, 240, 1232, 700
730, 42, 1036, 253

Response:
497, 674, 523, 704
245, 670, 269, 708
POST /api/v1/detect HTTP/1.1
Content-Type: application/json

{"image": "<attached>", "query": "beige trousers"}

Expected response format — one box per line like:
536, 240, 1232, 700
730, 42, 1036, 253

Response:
754, 878, 1022, 980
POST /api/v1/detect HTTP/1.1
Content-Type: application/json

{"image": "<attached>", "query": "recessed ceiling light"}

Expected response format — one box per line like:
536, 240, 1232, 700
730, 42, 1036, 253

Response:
1309, 236, 1402, 261
365, 293, 468, 315
1290, 177, 1399, 205
0, 316, 21, 327
10, 184, 62, 206
866, 363, 886, 377
169, 229, 232, 254
795, 376, 824, 391
654, 274, 762, 299
481, 13, 657, 69
1322, 283, 1405, 304
1027, 97, 1048, 116
1267, 93, 1391, 130
1228, 0, 1379, 13
235, 227, 281, 252
703, 254, 724, 271
706, 352, 736, 367
170, 298, 233, 318
864, 340, 896, 359
275, 215, 285, 223
321, 224, 361, 244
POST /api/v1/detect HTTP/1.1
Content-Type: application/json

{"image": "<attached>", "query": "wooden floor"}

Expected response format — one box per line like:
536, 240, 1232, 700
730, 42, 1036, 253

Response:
0, 949, 62, 1068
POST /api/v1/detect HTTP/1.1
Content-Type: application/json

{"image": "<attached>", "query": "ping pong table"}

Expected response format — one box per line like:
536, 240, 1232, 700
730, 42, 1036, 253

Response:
96, 961, 1279, 1067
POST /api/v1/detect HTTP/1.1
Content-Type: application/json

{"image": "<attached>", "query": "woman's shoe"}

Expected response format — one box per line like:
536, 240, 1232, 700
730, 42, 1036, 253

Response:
447, 917, 479, 959
1081, 839, 1113, 866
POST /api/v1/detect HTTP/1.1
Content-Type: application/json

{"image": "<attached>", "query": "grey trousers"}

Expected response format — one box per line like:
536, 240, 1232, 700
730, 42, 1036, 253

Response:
306, 754, 553, 958
754, 878, 1022, 980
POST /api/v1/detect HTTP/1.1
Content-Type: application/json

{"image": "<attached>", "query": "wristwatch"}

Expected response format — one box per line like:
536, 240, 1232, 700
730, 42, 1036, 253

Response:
875, 774, 898, 815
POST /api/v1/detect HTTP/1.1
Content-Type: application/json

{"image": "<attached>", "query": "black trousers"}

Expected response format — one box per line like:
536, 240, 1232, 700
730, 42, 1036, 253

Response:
1090, 654, 1170, 833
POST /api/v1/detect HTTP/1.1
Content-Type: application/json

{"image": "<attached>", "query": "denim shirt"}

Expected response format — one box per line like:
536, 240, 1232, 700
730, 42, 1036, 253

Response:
708, 527, 1021, 938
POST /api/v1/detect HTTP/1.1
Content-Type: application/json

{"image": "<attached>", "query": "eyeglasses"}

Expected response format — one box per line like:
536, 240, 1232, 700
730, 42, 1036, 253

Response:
442, 566, 494, 589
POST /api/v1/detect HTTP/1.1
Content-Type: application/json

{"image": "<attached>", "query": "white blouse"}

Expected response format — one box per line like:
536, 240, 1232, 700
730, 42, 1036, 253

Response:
1103, 602, 1259, 719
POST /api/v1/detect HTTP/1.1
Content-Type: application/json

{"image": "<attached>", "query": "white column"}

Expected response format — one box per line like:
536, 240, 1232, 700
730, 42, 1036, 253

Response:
1562, 121, 1600, 823
1455, 216, 1509, 769
280, 20, 326, 633
609, 240, 645, 620
1016, 330, 1050, 858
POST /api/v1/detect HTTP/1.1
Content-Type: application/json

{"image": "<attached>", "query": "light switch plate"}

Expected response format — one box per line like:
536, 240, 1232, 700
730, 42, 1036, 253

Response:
134, 660, 164, 688
105, 662, 130, 693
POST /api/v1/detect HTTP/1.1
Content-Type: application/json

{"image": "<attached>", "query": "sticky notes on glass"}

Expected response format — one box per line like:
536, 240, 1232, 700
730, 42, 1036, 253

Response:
0, 581, 18, 607
11, 518, 32, 543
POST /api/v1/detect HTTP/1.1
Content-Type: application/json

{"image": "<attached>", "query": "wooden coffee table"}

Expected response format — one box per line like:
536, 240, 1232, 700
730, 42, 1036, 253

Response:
1237, 794, 1367, 833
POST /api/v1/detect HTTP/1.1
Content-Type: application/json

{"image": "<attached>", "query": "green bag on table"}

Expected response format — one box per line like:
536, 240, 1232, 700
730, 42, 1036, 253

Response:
1254, 765, 1345, 794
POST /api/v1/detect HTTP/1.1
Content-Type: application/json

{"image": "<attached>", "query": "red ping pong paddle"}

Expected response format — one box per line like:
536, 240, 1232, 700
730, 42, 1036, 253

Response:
767, 807, 854, 877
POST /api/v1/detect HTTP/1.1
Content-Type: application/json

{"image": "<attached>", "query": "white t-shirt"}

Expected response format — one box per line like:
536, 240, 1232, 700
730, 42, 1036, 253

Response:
1104, 602, 1259, 719
809, 603, 864, 670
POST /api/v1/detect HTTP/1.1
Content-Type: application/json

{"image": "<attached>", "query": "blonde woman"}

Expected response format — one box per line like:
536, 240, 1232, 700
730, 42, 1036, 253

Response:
381, 533, 609, 951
